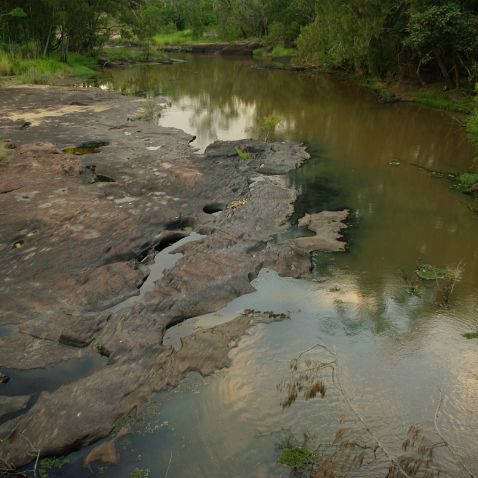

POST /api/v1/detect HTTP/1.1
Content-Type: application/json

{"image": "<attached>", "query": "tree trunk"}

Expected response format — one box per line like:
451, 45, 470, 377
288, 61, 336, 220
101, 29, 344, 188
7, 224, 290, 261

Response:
60, 25, 68, 63
433, 49, 453, 89
43, 23, 53, 57
453, 57, 460, 90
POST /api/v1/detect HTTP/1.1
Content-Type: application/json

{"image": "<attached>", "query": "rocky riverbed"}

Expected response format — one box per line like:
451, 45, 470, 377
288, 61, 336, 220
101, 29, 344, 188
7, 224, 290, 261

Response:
0, 85, 348, 471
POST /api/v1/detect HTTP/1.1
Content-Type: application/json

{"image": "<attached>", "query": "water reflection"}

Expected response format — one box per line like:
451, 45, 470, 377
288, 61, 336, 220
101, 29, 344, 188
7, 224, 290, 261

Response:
70, 56, 478, 477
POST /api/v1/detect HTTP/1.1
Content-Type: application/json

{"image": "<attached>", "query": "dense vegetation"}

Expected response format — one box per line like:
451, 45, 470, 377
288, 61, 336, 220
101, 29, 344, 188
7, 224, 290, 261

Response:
2, 0, 478, 140
2, 1, 478, 88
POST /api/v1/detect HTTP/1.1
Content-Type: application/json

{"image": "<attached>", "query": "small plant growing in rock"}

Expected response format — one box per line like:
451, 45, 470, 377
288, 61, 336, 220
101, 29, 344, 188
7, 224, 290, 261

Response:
131, 100, 161, 122
129, 467, 150, 478
0, 140, 10, 165
142, 100, 157, 121
278, 446, 320, 471
259, 114, 283, 141
94, 341, 111, 357
234, 146, 251, 160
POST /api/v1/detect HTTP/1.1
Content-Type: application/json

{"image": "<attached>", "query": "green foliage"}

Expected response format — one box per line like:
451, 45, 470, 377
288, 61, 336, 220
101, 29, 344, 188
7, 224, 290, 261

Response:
130, 99, 161, 121
129, 467, 150, 478
0, 51, 96, 84
463, 331, 478, 339
259, 114, 283, 141
297, 0, 394, 72
0, 140, 9, 164
410, 89, 470, 113
407, 3, 477, 87
154, 29, 195, 46
38, 456, 70, 478
235, 146, 251, 160
278, 446, 320, 469
142, 99, 158, 121
271, 46, 296, 57
7, 7, 27, 18
467, 84, 478, 145
0, 51, 12, 75
415, 264, 446, 281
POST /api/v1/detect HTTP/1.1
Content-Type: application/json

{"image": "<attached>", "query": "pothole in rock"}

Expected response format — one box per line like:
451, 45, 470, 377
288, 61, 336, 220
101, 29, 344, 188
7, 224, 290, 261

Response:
63, 140, 110, 156
165, 217, 195, 231
203, 203, 225, 214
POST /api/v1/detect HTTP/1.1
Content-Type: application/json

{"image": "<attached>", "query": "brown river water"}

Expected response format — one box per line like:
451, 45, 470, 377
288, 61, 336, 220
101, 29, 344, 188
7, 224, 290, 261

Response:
62, 55, 478, 477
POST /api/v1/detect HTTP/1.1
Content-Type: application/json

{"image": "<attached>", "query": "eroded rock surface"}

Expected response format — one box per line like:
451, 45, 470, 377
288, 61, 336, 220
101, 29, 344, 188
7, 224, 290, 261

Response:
294, 210, 349, 252
0, 85, 342, 469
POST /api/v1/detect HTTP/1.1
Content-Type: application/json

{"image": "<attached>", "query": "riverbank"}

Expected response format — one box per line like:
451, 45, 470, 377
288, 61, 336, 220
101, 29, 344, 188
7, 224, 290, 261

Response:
0, 84, 349, 471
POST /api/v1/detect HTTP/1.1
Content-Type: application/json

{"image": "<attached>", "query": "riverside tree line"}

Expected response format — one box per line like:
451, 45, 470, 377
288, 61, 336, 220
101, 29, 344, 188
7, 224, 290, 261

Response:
1, 0, 478, 88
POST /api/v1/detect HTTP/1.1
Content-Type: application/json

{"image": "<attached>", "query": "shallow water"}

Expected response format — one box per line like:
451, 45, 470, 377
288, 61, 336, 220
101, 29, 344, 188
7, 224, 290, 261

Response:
64, 55, 478, 477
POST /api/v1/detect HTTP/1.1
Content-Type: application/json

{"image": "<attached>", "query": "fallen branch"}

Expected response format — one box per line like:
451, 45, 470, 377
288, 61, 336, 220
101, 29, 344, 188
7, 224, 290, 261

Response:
33, 449, 40, 478
295, 342, 413, 478
434, 390, 476, 478
164, 450, 173, 478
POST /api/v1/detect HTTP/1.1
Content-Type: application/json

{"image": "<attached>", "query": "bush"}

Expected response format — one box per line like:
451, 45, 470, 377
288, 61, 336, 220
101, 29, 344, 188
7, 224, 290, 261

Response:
467, 84, 478, 145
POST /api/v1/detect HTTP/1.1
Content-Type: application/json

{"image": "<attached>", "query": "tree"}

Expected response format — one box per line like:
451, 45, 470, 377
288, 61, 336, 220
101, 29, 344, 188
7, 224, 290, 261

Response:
407, 3, 478, 88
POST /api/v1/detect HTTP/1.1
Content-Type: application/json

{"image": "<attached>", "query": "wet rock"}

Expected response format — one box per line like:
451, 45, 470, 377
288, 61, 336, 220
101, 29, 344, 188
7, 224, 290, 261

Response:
0, 395, 29, 422
0, 372, 10, 383
0, 311, 288, 468
293, 210, 349, 252
0, 85, 343, 469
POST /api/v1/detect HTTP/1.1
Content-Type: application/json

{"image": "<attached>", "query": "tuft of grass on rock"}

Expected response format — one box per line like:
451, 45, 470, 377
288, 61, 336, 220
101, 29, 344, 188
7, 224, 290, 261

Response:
278, 446, 320, 470
0, 140, 10, 165
463, 331, 478, 339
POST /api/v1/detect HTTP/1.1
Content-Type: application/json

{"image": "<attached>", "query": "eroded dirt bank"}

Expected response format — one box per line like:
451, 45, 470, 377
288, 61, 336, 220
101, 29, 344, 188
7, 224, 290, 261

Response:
0, 85, 347, 470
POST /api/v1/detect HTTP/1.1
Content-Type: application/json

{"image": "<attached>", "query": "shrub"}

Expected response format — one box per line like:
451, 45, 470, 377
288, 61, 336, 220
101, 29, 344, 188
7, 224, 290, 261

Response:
259, 114, 283, 141
466, 84, 478, 145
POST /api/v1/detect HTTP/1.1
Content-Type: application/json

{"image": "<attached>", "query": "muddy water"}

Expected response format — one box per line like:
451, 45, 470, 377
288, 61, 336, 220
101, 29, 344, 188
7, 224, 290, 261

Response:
69, 56, 478, 477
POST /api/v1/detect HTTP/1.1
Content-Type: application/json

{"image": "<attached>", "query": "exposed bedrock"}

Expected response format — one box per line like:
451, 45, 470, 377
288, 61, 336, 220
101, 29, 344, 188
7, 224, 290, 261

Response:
0, 86, 348, 468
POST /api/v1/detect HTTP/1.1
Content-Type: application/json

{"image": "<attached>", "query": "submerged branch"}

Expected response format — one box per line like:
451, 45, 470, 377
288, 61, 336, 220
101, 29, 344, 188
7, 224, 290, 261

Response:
433, 390, 476, 478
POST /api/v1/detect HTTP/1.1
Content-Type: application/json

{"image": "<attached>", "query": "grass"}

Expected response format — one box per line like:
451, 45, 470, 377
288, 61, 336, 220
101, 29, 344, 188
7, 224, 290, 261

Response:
270, 46, 297, 57
130, 99, 160, 121
259, 114, 283, 141
350, 75, 474, 113
235, 146, 251, 160
153, 29, 196, 46
464, 331, 478, 339
278, 446, 320, 469
253, 46, 298, 59
0, 140, 9, 164
129, 468, 150, 478
0, 50, 97, 84
407, 88, 471, 113
456, 172, 478, 187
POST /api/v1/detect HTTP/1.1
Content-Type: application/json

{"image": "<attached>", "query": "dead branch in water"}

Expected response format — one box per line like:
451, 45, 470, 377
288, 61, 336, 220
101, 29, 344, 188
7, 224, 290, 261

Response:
433, 390, 476, 478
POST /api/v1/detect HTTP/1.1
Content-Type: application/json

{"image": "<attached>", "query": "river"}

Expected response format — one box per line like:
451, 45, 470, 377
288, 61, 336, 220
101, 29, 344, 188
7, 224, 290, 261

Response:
66, 54, 478, 477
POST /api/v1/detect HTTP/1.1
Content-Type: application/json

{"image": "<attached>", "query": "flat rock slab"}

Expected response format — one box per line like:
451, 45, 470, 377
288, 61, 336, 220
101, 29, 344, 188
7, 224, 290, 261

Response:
294, 210, 349, 252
